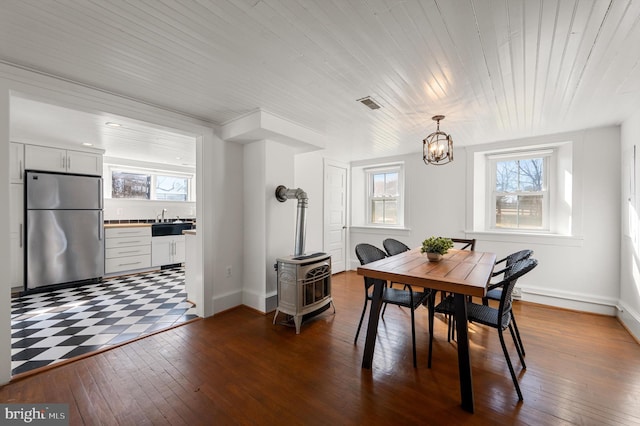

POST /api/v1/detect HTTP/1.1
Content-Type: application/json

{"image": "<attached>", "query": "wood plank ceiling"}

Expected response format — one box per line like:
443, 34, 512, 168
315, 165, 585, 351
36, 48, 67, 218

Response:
1, 0, 639, 162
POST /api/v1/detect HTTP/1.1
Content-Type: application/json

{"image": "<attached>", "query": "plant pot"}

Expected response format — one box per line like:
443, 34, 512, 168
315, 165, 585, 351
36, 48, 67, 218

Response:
426, 252, 443, 262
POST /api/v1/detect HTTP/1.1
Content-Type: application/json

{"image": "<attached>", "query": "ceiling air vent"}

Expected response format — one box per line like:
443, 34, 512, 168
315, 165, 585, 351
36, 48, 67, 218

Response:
357, 96, 382, 110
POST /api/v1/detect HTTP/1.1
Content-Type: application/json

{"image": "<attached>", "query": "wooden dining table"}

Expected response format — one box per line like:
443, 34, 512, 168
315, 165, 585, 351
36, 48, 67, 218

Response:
356, 248, 497, 413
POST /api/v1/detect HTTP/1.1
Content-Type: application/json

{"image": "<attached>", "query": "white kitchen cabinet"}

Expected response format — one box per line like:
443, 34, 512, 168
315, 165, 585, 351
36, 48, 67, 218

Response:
104, 226, 152, 274
151, 235, 185, 267
25, 144, 103, 176
10, 142, 25, 183
9, 183, 24, 289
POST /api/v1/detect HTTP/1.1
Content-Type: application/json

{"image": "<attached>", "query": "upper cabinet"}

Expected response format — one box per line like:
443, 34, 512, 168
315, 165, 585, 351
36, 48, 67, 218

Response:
25, 144, 103, 176
10, 142, 25, 183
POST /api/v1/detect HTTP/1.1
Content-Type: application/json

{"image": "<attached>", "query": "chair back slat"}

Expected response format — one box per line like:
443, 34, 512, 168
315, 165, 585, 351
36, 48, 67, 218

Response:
451, 238, 476, 251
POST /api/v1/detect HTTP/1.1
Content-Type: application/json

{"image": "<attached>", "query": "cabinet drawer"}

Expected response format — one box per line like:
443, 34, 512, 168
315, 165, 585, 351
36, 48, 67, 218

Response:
106, 245, 151, 258
105, 236, 151, 249
105, 227, 151, 238
105, 254, 151, 273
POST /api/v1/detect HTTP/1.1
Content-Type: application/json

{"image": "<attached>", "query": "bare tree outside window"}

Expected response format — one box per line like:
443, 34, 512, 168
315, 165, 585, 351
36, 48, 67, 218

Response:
495, 158, 545, 229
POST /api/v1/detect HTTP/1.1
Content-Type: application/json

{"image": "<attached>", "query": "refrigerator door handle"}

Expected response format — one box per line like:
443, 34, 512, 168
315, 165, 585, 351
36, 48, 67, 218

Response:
98, 178, 103, 209
99, 211, 104, 241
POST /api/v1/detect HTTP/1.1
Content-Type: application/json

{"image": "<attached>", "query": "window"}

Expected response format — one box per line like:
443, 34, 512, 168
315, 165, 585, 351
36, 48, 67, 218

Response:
468, 136, 575, 237
108, 166, 194, 201
155, 175, 189, 201
366, 164, 404, 226
489, 151, 551, 231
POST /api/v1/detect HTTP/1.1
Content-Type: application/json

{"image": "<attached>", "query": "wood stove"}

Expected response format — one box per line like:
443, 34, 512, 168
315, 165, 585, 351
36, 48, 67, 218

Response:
273, 253, 332, 334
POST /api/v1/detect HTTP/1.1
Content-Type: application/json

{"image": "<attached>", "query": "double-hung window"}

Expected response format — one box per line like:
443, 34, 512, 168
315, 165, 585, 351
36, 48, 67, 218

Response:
366, 164, 404, 226
489, 151, 551, 231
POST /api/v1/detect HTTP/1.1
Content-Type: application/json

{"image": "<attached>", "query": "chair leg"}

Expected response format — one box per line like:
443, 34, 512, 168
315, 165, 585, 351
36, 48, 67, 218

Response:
498, 327, 524, 401
508, 324, 526, 368
428, 292, 435, 368
410, 306, 417, 368
510, 312, 526, 356
354, 300, 368, 344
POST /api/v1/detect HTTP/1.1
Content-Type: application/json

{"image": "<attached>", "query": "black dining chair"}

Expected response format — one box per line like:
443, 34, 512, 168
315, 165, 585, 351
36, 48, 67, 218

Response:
431, 258, 538, 400
383, 238, 410, 257
354, 243, 431, 368
483, 249, 534, 356
451, 238, 476, 251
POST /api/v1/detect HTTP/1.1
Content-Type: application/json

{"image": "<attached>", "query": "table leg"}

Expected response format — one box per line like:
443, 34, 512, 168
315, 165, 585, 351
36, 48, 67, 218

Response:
454, 293, 475, 413
361, 279, 384, 368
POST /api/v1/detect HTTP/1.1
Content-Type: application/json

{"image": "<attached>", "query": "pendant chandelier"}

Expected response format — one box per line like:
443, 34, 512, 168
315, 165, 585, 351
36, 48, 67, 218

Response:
423, 115, 453, 165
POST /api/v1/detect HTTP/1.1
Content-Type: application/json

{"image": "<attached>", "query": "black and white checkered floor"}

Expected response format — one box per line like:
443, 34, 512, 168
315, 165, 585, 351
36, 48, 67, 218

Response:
11, 267, 197, 376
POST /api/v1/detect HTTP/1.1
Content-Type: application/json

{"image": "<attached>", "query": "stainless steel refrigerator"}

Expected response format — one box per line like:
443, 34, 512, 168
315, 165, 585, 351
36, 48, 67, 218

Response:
25, 171, 104, 291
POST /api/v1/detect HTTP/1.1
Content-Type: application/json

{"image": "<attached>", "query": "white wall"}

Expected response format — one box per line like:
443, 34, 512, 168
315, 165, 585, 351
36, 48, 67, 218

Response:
350, 152, 467, 264
620, 110, 640, 340
0, 81, 12, 384
294, 151, 324, 254
346, 126, 621, 317
265, 140, 296, 311
206, 137, 244, 315
104, 199, 196, 222
242, 139, 296, 313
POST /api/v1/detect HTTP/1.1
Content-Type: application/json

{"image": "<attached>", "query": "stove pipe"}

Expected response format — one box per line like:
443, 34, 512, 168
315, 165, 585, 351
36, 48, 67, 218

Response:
275, 185, 308, 257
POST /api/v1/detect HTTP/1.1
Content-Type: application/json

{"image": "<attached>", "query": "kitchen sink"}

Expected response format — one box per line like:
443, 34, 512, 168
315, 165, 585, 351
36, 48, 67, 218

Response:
151, 222, 194, 236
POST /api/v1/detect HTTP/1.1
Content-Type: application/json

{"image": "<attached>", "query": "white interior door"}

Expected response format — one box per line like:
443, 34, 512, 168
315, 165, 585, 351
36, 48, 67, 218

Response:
324, 161, 348, 273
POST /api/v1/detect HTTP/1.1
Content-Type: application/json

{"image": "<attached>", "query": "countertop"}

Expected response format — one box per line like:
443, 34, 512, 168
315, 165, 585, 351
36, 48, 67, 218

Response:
183, 229, 196, 235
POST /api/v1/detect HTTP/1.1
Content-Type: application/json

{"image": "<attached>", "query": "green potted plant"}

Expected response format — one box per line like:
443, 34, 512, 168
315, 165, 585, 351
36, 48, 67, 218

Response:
421, 236, 454, 262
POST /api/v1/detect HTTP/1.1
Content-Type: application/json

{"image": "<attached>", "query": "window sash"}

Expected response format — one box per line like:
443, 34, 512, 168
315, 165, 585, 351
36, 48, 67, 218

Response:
365, 164, 403, 226
489, 154, 551, 231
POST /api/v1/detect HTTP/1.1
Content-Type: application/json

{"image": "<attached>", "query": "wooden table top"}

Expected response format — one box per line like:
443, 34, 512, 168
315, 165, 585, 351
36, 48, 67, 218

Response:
356, 248, 496, 298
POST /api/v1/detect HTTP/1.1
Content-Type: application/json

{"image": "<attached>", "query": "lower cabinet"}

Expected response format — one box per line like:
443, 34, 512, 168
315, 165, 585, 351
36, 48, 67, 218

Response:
105, 227, 152, 274
151, 235, 185, 267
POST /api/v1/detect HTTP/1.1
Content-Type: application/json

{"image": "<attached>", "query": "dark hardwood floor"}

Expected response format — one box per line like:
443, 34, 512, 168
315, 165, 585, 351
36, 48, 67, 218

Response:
2, 271, 639, 425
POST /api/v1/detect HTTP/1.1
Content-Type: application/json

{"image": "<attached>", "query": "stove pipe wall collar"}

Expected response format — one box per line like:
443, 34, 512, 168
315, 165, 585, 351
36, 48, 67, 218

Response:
275, 185, 308, 257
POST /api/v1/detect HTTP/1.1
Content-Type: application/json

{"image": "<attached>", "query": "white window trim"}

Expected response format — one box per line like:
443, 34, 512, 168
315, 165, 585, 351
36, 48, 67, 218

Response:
364, 163, 405, 227
465, 131, 580, 239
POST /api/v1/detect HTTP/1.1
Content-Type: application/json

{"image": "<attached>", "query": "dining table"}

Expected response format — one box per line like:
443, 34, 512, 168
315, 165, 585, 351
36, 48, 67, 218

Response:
356, 248, 497, 413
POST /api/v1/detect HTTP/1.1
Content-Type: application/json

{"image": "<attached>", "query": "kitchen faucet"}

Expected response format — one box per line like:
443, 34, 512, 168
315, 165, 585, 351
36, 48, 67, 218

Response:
156, 209, 168, 223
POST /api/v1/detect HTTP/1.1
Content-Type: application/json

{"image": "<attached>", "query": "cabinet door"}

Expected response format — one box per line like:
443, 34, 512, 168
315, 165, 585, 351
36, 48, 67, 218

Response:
10, 142, 24, 183
25, 145, 66, 173
9, 234, 24, 289
173, 236, 186, 264
67, 150, 103, 176
151, 237, 173, 267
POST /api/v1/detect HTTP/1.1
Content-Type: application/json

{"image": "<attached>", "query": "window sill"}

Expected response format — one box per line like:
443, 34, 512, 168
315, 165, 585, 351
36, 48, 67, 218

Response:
466, 230, 583, 247
350, 226, 412, 234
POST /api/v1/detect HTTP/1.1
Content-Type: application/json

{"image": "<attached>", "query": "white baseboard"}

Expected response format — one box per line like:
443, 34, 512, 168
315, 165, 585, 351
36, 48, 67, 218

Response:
212, 289, 243, 315
618, 301, 640, 342
521, 285, 619, 316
